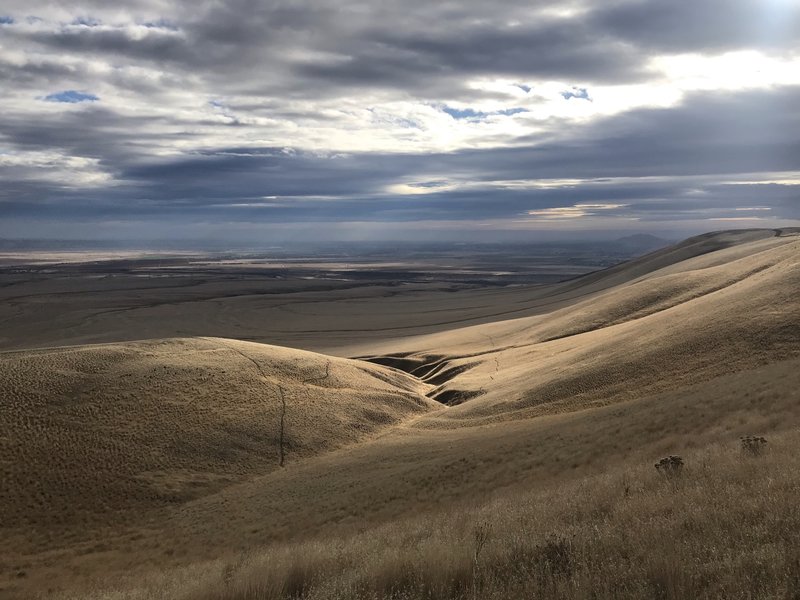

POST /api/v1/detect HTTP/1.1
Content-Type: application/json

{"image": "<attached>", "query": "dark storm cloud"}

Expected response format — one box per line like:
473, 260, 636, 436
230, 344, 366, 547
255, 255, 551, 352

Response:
0, 57, 85, 86
6, 0, 798, 101
18, 23, 191, 64
2, 0, 799, 239
592, 0, 800, 53
0, 105, 183, 166
2, 86, 798, 226
460, 87, 800, 181
5, 170, 797, 225
296, 21, 646, 90
5, 5, 646, 99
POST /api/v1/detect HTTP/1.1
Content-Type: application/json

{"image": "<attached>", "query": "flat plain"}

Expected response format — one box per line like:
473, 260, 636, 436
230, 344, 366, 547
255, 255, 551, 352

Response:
0, 241, 646, 353
1, 229, 799, 599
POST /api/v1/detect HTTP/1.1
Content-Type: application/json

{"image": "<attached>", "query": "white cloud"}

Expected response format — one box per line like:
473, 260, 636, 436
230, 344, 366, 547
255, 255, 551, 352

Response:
527, 203, 628, 219
651, 50, 800, 92
0, 150, 113, 186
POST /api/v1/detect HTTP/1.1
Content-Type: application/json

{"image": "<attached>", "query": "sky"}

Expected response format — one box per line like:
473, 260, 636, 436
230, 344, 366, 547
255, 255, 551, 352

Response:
0, 0, 799, 243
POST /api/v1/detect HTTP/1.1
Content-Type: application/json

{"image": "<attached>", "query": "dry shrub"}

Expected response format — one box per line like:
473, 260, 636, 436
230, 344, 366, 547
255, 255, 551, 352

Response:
654, 455, 684, 477
740, 435, 767, 456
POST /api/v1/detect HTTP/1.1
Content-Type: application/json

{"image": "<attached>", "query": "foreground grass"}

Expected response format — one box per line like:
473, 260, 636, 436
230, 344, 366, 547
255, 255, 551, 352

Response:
66, 428, 800, 600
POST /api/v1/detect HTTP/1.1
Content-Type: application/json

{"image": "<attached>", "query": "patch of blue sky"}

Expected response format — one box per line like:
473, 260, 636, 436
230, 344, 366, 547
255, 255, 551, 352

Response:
561, 87, 591, 101
497, 108, 527, 116
71, 16, 101, 26
443, 106, 484, 119
42, 90, 99, 103
142, 18, 179, 30
395, 117, 420, 129
442, 106, 528, 120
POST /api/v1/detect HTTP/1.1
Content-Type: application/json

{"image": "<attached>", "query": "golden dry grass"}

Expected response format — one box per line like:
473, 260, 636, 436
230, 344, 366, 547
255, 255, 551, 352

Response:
0, 338, 435, 593
1, 228, 799, 598
357, 229, 800, 423
60, 427, 800, 600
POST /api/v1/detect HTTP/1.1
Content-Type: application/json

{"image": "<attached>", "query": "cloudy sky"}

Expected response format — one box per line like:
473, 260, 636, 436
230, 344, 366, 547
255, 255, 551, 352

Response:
1, 0, 799, 243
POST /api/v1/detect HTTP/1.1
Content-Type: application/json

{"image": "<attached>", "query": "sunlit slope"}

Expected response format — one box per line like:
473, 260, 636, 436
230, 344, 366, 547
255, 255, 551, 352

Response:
548, 227, 787, 293
0, 337, 435, 535
148, 355, 800, 565
363, 229, 800, 422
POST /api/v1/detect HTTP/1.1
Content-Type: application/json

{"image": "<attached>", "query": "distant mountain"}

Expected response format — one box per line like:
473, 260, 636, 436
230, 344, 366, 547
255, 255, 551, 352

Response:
614, 233, 672, 253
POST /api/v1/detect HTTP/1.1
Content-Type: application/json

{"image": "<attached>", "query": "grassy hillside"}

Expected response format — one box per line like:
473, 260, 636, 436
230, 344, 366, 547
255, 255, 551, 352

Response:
360, 229, 800, 421
1, 229, 798, 598
0, 337, 435, 590
69, 426, 800, 600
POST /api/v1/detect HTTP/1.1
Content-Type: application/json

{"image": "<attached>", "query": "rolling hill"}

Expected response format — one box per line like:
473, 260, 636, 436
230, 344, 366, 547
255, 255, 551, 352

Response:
1, 228, 799, 599
358, 228, 800, 421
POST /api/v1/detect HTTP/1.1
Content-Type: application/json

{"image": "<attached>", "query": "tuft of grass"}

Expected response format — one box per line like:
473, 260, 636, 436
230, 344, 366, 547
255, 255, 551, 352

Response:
654, 455, 684, 477
740, 435, 768, 456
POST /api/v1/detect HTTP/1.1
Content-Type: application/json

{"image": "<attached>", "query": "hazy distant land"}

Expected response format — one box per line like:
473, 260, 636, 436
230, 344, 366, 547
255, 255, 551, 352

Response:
0, 237, 668, 352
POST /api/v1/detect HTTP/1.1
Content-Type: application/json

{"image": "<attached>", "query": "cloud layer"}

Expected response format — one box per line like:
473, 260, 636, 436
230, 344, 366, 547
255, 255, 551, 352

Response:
1, 0, 798, 241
